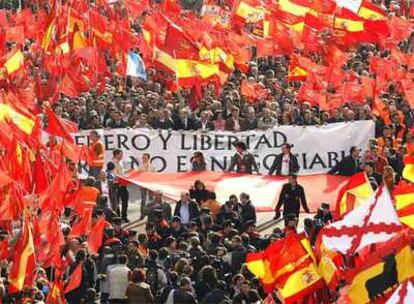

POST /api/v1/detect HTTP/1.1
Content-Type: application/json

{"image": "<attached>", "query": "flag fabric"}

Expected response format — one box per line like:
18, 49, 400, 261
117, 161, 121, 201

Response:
126, 52, 147, 80
86, 217, 107, 254
386, 280, 414, 304
345, 232, 414, 303
247, 234, 323, 301
0, 103, 34, 135
8, 217, 36, 294
320, 186, 403, 255
392, 182, 414, 230
403, 155, 414, 183
45, 107, 75, 143
120, 171, 349, 212
288, 56, 308, 81
0, 237, 9, 260
240, 80, 269, 102
64, 262, 83, 294
4, 48, 24, 75
33, 154, 48, 194
334, 172, 373, 219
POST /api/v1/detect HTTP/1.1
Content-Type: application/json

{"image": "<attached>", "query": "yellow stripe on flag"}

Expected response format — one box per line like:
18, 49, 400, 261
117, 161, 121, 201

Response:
236, 1, 265, 22
403, 164, 414, 183
399, 215, 414, 230
358, 7, 385, 20
73, 31, 87, 50
279, 0, 310, 16
395, 193, 414, 210
4, 50, 24, 74
347, 245, 414, 304
155, 47, 219, 79
278, 262, 321, 299
334, 17, 364, 32
339, 183, 373, 215
0, 104, 34, 135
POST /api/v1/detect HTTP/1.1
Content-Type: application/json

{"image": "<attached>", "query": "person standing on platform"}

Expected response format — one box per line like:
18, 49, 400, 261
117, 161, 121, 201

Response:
138, 153, 155, 219
88, 130, 105, 179
112, 149, 130, 223
228, 142, 259, 174
268, 143, 299, 176
274, 174, 309, 222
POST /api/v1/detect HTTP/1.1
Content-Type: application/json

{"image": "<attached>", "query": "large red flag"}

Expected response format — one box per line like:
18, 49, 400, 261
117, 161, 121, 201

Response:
8, 216, 36, 294
70, 210, 92, 238
0, 237, 9, 260
64, 263, 83, 294
86, 217, 107, 254
33, 154, 48, 194
45, 107, 76, 143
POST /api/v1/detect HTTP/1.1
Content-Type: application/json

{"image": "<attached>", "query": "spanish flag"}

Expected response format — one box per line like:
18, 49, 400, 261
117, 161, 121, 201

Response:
279, 0, 312, 17
4, 48, 24, 75
334, 172, 373, 219
403, 155, 414, 183
247, 234, 323, 301
0, 103, 35, 135
358, 0, 386, 21
233, 0, 266, 23
345, 233, 414, 304
288, 56, 307, 81
8, 216, 36, 294
393, 181, 414, 230
153, 46, 219, 87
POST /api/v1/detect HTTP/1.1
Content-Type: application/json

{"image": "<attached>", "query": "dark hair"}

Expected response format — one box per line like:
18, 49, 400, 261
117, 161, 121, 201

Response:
149, 249, 158, 261
350, 146, 358, 154
107, 162, 115, 171
119, 254, 128, 264
283, 143, 292, 150
208, 191, 216, 200
113, 149, 123, 157
235, 142, 247, 151
130, 268, 146, 283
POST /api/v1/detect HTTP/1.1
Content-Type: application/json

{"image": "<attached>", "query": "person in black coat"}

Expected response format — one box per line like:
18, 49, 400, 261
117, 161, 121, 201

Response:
174, 192, 200, 225
268, 143, 300, 176
328, 146, 361, 176
174, 109, 197, 130
274, 174, 310, 221
171, 277, 197, 304
228, 142, 259, 174
194, 111, 215, 131
364, 160, 382, 190
239, 193, 256, 224
189, 180, 210, 204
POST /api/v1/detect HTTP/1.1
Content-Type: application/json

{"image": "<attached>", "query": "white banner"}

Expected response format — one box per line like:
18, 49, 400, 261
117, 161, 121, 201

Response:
74, 120, 375, 175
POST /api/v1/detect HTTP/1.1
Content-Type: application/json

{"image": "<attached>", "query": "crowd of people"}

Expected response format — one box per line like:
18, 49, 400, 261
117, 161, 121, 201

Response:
0, 0, 413, 303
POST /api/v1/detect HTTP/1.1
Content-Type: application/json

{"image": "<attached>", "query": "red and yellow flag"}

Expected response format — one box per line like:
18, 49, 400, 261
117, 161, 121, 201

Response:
8, 216, 36, 294
247, 234, 323, 302
345, 232, 414, 303
288, 56, 308, 81
334, 172, 373, 219
393, 181, 414, 230
403, 155, 414, 183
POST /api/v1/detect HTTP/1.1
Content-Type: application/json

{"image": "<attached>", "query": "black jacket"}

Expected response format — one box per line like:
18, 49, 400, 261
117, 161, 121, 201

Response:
229, 152, 259, 174
194, 120, 215, 131
275, 183, 309, 216
268, 152, 299, 176
189, 189, 210, 204
240, 201, 256, 223
328, 155, 361, 176
174, 117, 197, 130
172, 288, 197, 304
174, 200, 200, 222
